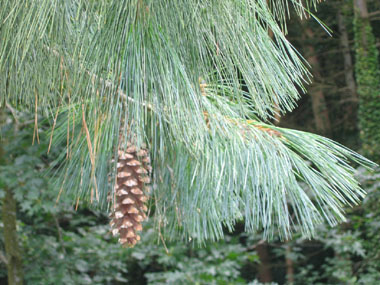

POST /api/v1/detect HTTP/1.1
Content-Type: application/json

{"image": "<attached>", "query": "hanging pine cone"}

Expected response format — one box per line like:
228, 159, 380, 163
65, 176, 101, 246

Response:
110, 143, 152, 247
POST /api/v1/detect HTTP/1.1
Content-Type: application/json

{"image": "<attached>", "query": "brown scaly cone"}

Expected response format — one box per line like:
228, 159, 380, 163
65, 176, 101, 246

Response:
110, 143, 152, 247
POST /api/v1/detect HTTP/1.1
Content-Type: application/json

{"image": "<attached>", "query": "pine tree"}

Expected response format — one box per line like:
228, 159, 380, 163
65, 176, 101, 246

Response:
0, 0, 376, 245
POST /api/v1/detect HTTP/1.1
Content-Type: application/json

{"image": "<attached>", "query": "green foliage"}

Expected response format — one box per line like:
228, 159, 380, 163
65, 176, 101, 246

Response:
354, 9, 380, 163
288, 167, 380, 284
3, 203, 255, 285
21, 224, 129, 284
1, 111, 380, 284
0, 115, 256, 284
0, 114, 59, 216
135, 230, 250, 284
0, 116, 129, 284
11, 211, 255, 285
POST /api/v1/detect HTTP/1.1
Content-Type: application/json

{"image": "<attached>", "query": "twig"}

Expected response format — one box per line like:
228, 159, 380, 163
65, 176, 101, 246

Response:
0, 251, 8, 265
369, 10, 380, 18
43, 45, 153, 110
246, 239, 266, 250
75, 196, 80, 211
48, 101, 61, 154
32, 90, 40, 144
52, 213, 66, 254
55, 168, 69, 205
5, 102, 19, 126
158, 219, 169, 254
81, 104, 99, 202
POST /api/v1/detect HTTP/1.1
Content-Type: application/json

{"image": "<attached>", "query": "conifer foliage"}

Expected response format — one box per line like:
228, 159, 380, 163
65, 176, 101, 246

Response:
0, 0, 376, 244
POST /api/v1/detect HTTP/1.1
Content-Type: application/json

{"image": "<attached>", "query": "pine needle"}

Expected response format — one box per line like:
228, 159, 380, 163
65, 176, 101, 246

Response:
33, 90, 39, 145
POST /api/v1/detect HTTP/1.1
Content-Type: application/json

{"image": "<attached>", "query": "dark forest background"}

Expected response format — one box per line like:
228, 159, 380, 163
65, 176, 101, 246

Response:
1, 0, 380, 284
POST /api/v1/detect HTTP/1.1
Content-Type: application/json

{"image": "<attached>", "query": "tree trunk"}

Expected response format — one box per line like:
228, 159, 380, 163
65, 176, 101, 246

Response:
337, 9, 357, 100
0, 108, 24, 285
355, 0, 369, 18
2, 188, 24, 285
354, 0, 380, 162
337, 8, 358, 130
285, 241, 295, 285
302, 23, 332, 137
256, 242, 272, 283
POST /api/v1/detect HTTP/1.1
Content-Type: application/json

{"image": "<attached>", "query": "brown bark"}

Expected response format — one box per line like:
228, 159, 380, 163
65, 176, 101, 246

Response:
354, 0, 369, 54
337, 11, 357, 99
285, 241, 295, 285
2, 188, 24, 285
355, 0, 369, 18
256, 242, 273, 283
337, 8, 358, 129
302, 24, 332, 137
0, 109, 24, 285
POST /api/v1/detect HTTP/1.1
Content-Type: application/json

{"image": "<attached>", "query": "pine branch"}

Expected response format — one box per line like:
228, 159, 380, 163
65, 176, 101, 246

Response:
43, 45, 153, 111
1, 0, 376, 243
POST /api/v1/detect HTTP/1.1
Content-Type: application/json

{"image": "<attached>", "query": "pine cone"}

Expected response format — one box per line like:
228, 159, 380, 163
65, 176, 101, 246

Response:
110, 143, 152, 247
